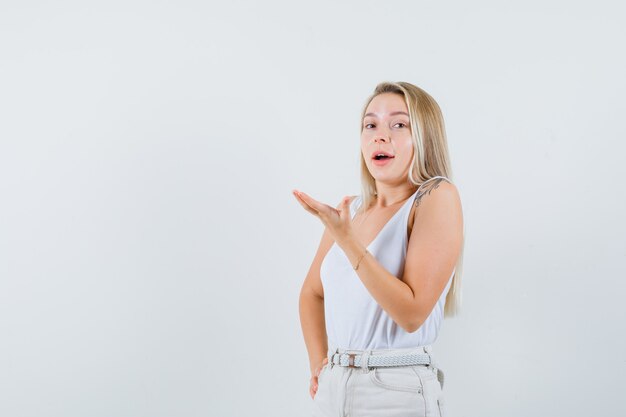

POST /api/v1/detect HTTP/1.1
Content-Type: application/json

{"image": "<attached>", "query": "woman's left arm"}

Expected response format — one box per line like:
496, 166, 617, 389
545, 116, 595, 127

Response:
337, 181, 463, 332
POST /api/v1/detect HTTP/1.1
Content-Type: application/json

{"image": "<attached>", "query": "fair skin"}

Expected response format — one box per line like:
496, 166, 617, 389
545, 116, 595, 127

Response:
295, 92, 464, 399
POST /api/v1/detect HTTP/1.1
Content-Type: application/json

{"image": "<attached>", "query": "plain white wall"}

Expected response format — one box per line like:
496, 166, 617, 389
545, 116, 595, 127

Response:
1, 1, 624, 416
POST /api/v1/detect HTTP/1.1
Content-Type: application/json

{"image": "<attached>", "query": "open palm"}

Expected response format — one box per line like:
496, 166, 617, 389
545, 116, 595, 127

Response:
292, 190, 353, 245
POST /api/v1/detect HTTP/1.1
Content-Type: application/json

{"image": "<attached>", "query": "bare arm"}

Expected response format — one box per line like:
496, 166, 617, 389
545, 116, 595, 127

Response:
401, 180, 463, 330
299, 225, 333, 376
335, 183, 462, 332
299, 196, 357, 374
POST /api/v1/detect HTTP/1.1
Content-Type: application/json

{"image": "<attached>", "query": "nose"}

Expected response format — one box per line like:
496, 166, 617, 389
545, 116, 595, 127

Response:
371, 125, 391, 143
373, 136, 389, 144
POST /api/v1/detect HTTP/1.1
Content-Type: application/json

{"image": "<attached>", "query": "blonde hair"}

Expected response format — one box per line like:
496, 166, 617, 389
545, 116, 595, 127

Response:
357, 81, 465, 318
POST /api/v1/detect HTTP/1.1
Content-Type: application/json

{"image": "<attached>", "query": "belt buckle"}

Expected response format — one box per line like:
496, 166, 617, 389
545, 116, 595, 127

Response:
330, 348, 339, 368
347, 353, 358, 368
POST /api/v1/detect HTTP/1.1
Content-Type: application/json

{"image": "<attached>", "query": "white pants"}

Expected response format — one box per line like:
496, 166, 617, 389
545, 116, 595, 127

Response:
312, 346, 445, 417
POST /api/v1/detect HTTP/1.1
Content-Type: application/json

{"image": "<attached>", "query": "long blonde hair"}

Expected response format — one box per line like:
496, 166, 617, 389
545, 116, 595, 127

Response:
357, 81, 465, 318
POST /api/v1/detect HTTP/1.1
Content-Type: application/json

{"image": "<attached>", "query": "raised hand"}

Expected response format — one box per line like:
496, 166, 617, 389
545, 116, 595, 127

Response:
293, 190, 354, 246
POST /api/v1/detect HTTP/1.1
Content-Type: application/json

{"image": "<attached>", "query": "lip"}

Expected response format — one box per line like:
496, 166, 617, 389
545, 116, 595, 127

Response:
372, 157, 394, 166
371, 150, 395, 159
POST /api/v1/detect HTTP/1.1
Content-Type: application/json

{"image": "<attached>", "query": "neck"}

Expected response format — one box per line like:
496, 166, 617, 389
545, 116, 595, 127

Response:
373, 186, 416, 208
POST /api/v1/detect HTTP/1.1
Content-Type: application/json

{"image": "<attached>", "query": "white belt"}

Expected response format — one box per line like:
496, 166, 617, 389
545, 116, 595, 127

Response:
328, 345, 445, 388
329, 345, 433, 368
330, 352, 432, 368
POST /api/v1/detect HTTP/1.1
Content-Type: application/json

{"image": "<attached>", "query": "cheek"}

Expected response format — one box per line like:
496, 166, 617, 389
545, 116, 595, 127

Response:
360, 137, 370, 153
399, 139, 414, 157
402, 145, 413, 164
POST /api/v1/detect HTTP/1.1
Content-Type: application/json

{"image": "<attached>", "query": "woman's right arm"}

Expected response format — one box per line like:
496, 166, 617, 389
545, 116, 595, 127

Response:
299, 224, 333, 376
299, 196, 357, 378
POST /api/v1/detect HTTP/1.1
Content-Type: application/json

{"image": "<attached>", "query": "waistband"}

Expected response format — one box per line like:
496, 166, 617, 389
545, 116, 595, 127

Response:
328, 345, 432, 357
326, 345, 437, 370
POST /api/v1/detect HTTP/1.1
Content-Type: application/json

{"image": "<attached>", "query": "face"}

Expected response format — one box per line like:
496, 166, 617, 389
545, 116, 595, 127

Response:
361, 93, 414, 184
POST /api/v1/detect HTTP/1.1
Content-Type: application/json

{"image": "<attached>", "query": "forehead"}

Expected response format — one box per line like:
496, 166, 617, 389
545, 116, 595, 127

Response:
364, 93, 408, 117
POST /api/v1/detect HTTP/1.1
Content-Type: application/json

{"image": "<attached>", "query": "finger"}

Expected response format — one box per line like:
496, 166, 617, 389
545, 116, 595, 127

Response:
341, 196, 352, 216
296, 191, 323, 213
293, 191, 320, 216
294, 192, 335, 225
293, 191, 317, 211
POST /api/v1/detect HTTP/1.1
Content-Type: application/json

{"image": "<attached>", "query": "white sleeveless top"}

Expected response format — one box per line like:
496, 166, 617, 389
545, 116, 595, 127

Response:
320, 176, 455, 350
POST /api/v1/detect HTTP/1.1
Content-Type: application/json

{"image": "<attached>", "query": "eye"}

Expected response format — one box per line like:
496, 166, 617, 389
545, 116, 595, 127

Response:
364, 123, 374, 129
394, 122, 407, 128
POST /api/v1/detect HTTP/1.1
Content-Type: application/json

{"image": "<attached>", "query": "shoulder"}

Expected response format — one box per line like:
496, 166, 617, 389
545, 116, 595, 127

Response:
414, 178, 460, 210
411, 179, 462, 231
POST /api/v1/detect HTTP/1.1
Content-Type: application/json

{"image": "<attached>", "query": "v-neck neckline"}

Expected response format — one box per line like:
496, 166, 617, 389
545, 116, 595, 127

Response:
352, 189, 419, 250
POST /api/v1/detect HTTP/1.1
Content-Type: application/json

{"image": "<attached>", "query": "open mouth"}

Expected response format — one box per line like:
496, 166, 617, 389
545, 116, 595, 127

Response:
372, 154, 395, 166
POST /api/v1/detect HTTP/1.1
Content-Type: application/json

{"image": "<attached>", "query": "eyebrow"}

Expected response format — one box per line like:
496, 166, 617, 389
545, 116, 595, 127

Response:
364, 111, 409, 118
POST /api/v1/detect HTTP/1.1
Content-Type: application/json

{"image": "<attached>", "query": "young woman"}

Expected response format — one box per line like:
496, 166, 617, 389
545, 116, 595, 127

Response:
294, 81, 464, 417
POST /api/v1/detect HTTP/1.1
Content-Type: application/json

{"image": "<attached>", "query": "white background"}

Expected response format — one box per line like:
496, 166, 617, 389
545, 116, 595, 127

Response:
1, 1, 625, 416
